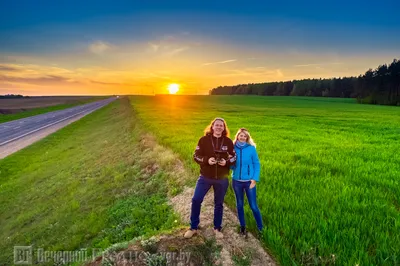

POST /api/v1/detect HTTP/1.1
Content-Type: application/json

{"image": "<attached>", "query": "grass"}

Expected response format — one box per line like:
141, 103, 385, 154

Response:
0, 97, 180, 265
0, 97, 106, 124
130, 95, 400, 265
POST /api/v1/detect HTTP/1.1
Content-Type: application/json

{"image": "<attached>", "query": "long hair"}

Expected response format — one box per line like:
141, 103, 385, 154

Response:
204, 117, 230, 137
233, 128, 256, 147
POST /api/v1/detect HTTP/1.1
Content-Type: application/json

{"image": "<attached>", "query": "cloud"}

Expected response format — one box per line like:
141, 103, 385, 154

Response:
89, 41, 111, 54
90, 80, 122, 86
0, 74, 79, 85
90, 80, 134, 86
217, 68, 284, 79
0, 65, 21, 72
164, 46, 189, 56
148, 42, 160, 52
202, 59, 237, 66
294, 62, 343, 67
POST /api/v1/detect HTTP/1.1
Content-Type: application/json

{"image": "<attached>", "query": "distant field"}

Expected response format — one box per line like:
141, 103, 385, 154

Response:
0, 96, 107, 123
130, 95, 400, 265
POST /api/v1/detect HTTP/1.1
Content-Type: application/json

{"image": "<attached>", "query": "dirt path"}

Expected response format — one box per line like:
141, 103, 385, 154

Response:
170, 187, 277, 266
88, 132, 278, 265
139, 133, 278, 265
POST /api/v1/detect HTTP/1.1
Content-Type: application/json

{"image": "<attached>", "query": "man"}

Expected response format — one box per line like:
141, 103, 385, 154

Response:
184, 117, 236, 239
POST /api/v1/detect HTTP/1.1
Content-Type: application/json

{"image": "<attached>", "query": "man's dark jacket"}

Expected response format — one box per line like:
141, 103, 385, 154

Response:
193, 133, 236, 179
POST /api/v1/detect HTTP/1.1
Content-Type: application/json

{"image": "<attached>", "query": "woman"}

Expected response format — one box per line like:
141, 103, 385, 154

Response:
231, 128, 263, 237
184, 117, 236, 239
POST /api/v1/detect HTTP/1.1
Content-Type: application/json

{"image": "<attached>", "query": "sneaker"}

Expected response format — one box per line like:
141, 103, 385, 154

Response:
214, 228, 224, 239
239, 226, 248, 238
184, 229, 197, 238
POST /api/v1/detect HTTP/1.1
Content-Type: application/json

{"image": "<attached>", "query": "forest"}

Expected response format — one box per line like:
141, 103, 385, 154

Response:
210, 59, 400, 106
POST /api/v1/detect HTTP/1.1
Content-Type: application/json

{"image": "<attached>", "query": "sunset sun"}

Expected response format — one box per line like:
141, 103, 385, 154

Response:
167, 83, 180, 94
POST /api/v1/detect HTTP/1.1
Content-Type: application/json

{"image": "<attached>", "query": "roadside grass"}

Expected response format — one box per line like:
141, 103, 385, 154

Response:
0, 97, 107, 124
130, 95, 400, 265
0, 97, 183, 265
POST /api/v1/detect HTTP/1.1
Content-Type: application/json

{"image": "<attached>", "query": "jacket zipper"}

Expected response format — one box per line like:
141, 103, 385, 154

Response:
248, 165, 250, 176
215, 138, 218, 178
239, 149, 242, 180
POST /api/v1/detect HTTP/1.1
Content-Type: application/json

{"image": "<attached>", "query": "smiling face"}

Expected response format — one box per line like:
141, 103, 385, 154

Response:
212, 120, 225, 137
237, 132, 248, 143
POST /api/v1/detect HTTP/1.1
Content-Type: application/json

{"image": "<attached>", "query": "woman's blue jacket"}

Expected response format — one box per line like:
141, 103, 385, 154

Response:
231, 142, 260, 182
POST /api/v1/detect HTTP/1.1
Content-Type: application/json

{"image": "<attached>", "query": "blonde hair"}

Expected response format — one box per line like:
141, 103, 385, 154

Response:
234, 128, 256, 147
204, 117, 230, 137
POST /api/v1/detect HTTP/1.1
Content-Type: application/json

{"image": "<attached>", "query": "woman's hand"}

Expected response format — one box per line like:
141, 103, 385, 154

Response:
218, 158, 226, 166
208, 157, 217, 165
249, 180, 256, 189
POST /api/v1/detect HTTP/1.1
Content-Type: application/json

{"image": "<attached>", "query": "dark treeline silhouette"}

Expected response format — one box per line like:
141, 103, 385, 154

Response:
0, 94, 25, 99
210, 59, 400, 106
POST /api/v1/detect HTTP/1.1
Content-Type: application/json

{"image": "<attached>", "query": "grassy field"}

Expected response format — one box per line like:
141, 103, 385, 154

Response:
0, 96, 107, 124
0, 98, 180, 265
130, 95, 400, 265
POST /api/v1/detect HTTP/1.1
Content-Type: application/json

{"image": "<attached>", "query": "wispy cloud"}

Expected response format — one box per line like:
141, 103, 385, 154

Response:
0, 74, 79, 85
217, 68, 283, 79
148, 36, 191, 57
148, 42, 160, 52
276, 69, 284, 78
0, 65, 21, 72
90, 80, 123, 86
294, 62, 343, 67
0, 64, 75, 77
164, 46, 189, 56
89, 41, 111, 54
202, 59, 237, 66
90, 79, 143, 86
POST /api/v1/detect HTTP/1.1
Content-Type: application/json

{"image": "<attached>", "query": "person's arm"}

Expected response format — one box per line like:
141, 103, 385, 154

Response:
193, 138, 208, 165
251, 146, 261, 182
226, 141, 237, 167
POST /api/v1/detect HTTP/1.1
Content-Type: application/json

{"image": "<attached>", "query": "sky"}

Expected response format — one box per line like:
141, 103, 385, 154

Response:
0, 0, 399, 96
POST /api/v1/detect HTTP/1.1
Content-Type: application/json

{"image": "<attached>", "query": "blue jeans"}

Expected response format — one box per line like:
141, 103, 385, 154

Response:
232, 179, 263, 231
190, 175, 229, 230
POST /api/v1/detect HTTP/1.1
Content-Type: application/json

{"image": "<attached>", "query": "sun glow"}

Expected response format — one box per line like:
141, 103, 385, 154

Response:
167, 83, 180, 94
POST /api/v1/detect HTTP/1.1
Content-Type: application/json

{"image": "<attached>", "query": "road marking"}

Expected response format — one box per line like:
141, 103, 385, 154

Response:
0, 107, 97, 146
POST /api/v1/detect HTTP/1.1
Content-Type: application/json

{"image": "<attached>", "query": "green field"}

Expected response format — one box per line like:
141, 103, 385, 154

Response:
0, 98, 181, 265
130, 95, 400, 265
1, 95, 399, 265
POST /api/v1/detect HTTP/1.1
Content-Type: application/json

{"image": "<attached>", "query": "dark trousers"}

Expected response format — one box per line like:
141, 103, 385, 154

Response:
190, 175, 229, 230
232, 179, 263, 231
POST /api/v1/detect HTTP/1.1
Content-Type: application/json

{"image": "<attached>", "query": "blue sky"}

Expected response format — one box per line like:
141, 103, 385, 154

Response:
0, 0, 399, 95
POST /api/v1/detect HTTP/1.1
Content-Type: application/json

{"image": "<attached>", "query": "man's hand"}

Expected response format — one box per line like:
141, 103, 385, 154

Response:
249, 180, 256, 189
218, 158, 226, 166
208, 157, 217, 165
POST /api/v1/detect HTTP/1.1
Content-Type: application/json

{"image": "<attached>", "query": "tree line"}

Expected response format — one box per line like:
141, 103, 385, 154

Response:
209, 58, 400, 106
0, 94, 24, 99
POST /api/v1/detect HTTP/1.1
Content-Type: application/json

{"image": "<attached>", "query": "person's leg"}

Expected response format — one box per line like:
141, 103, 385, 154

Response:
245, 184, 263, 231
190, 176, 212, 230
232, 180, 246, 228
212, 178, 229, 230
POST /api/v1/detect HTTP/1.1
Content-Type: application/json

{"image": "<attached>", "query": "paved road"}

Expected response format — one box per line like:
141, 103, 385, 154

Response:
0, 97, 116, 146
